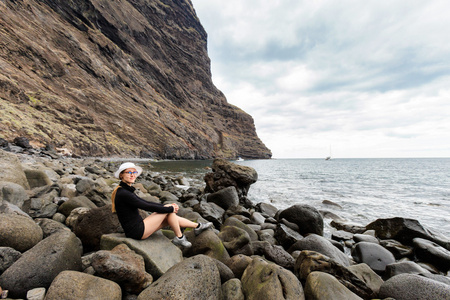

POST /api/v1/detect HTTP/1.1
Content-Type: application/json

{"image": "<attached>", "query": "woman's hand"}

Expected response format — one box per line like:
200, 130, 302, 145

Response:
165, 203, 179, 213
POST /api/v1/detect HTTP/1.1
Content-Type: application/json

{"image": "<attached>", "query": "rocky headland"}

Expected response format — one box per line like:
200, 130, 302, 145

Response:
0, 0, 271, 160
0, 148, 449, 299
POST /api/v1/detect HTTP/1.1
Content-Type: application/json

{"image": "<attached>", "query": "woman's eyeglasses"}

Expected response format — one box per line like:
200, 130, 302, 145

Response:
124, 171, 138, 175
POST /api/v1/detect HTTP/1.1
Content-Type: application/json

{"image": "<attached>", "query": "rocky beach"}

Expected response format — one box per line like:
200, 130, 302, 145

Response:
0, 142, 450, 300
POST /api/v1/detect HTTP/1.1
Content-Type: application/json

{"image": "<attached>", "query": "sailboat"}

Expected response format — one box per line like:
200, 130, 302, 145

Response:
325, 146, 331, 160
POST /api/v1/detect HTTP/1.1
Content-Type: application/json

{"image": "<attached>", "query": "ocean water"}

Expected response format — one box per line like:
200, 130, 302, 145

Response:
147, 158, 450, 238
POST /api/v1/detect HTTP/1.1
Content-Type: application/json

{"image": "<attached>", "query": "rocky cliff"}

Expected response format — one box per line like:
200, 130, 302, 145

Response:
0, 0, 272, 159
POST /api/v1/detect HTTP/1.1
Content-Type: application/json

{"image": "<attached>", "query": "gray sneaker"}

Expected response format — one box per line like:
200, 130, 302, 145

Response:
194, 222, 214, 236
172, 235, 192, 248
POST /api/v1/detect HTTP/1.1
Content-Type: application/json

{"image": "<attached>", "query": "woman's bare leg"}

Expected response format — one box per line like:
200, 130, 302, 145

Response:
141, 213, 198, 240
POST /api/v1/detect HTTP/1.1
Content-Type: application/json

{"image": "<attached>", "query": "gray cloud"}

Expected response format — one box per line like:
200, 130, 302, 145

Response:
192, 0, 450, 158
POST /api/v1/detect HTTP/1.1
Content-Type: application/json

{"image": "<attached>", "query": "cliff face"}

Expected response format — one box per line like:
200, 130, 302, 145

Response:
0, 0, 271, 159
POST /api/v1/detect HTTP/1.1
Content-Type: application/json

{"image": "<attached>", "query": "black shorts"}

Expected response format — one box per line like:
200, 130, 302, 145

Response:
125, 221, 145, 240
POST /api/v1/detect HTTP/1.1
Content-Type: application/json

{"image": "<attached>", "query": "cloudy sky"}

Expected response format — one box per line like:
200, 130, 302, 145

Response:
191, 0, 450, 159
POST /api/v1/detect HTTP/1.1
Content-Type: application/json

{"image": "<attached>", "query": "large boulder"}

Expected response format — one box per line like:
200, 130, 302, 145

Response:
91, 244, 152, 294
0, 247, 21, 273
207, 186, 240, 210
366, 217, 450, 250
23, 169, 52, 188
278, 204, 324, 236
73, 205, 123, 252
223, 216, 258, 241
100, 232, 182, 279
346, 263, 384, 296
413, 237, 450, 272
183, 229, 230, 263
58, 195, 97, 217
379, 273, 450, 300
222, 278, 245, 300
0, 230, 82, 299
218, 225, 253, 256
241, 257, 305, 300
226, 254, 253, 279
0, 150, 29, 189
385, 261, 431, 279
193, 201, 225, 227
137, 255, 222, 300
351, 242, 395, 274
0, 182, 28, 209
35, 217, 71, 238
289, 234, 350, 267
204, 158, 258, 200
263, 244, 295, 270
304, 271, 363, 300
45, 270, 121, 300
276, 223, 304, 249
295, 250, 375, 299
0, 213, 43, 252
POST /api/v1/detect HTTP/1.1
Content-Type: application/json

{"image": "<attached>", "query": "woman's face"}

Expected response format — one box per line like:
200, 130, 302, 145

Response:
121, 168, 138, 185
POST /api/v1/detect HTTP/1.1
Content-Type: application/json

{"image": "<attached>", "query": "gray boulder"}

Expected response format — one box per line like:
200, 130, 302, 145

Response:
256, 202, 278, 218
263, 244, 295, 270
413, 237, 450, 271
353, 233, 379, 244
366, 217, 450, 251
0, 230, 82, 299
138, 255, 222, 300
352, 242, 396, 274
289, 234, 350, 267
304, 271, 363, 300
45, 270, 121, 300
0, 150, 29, 189
0, 213, 43, 252
159, 190, 178, 203
385, 261, 431, 279
379, 239, 413, 259
276, 223, 304, 249
207, 186, 239, 210
278, 204, 324, 236
0, 247, 21, 273
182, 229, 231, 263
0, 181, 28, 209
35, 218, 70, 238
347, 263, 384, 296
193, 201, 225, 227
91, 244, 152, 294
100, 232, 182, 279
241, 256, 305, 300
28, 189, 59, 218
222, 278, 245, 300
226, 254, 253, 279
379, 273, 450, 300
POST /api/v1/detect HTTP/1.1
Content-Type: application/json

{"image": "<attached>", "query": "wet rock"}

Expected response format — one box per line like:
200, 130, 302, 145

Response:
385, 261, 431, 279
330, 219, 366, 234
0, 247, 21, 273
332, 230, 354, 242
241, 256, 305, 300
304, 271, 363, 300
222, 278, 245, 300
100, 232, 182, 280
379, 273, 450, 300
379, 239, 413, 259
289, 234, 350, 267
276, 223, 304, 249
207, 186, 239, 210
351, 242, 395, 274
0, 231, 82, 299
138, 255, 221, 300
353, 233, 379, 244
413, 237, 450, 271
45, 270, 121, 300
0, 213, 43, 252
278, 204, 324, 236
256, 202, 278, 218
366, 217, 450, 251
91, 244, 152, 294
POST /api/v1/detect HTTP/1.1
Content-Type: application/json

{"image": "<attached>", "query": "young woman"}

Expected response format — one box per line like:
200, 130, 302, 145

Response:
111, 162, 212, 247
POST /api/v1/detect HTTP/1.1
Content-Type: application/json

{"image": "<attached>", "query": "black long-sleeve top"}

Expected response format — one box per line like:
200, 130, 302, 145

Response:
115, 181, 174, 235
